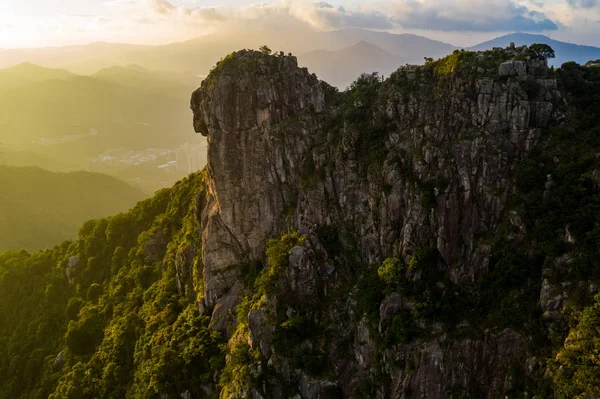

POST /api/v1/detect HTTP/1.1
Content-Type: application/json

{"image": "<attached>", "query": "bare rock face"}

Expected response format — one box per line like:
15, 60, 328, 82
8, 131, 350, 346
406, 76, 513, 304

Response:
190, 49, 561, 398
499, 60, 528, 77
191, 50, 325, 312
388, 328, 525, 398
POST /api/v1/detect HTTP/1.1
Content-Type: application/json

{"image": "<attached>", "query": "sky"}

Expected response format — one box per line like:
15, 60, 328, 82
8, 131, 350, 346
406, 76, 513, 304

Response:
0, 0, 599, 48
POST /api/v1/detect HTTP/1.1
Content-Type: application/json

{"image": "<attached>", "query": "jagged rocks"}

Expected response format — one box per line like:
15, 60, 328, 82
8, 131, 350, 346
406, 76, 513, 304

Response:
248, 307, 274, 358
389, 329, 525, 398
499, 60, 527, 77
192, 50, 325, 314
190, 47, 562, 398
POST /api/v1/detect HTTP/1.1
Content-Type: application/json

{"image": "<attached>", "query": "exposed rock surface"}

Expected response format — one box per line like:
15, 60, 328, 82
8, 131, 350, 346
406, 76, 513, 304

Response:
191, 51, 325, 313
189, 48, 563, 397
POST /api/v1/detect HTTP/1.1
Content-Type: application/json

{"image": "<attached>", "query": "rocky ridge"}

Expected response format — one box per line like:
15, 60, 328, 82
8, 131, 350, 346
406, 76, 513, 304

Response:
4, 46, 600, 399
188, 47, 568, 397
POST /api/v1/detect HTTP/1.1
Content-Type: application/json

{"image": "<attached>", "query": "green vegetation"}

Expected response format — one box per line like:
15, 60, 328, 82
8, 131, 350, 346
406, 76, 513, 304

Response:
530, 43, 556, 60
2, 46, 600, 398
0, 170, 225, 398
259, 45, 272, 55
326, 72, 389, 169
549, 294, 600, 397
377, 257, 404, 287
0, 166, 146, 252
220, 232, 309, 396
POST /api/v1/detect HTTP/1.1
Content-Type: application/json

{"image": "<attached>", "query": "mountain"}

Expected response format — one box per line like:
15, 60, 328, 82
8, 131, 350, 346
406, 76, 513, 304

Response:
0, 29, 455, 77
3, 30, 600, 82
0, 166, 146, 251
471, 33, 600, 67
299, 41, 401, 88
92, 64, 200, 98
0, 148, 79, 171
0, 41, 148, 73
0, 62, 76, 89
2, 47, 600, 397
0, 63, 200, 167
316, 28, 456, 61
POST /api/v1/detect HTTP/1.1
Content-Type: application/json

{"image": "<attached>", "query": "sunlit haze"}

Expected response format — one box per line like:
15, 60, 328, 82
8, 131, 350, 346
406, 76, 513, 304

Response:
3, 0, 600, 396
0, 0, 599, 49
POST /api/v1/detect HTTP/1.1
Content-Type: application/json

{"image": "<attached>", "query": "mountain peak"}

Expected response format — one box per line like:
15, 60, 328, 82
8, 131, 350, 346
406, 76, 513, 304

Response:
471, 32, 600, 66
0, 62, 76, 82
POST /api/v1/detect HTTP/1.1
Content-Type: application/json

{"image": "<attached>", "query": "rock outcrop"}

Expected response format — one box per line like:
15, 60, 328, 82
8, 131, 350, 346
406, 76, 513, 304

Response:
189, 48, 563, 397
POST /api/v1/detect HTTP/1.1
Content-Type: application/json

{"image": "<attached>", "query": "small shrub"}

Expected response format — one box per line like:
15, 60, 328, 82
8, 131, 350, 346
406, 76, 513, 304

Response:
386, 313, 418, 346
87, 283, 103, 302
259, 45, 272, 55
377, 257, 405, 286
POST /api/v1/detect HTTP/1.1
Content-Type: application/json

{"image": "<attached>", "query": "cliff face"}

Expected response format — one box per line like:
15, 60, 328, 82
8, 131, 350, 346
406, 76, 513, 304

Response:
6, 47, 600, 399
189, 49, 564, 397
191, 53, 325, 313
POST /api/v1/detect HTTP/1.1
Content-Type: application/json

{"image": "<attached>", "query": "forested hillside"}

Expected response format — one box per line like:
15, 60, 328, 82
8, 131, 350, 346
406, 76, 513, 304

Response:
1, 47, 600, 398
0, 166, 146, 251
0, 171, 222, 398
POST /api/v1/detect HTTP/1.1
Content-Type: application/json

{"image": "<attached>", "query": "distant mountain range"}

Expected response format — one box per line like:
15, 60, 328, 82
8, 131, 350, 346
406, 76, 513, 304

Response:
0, 63, 201, 165
0, 165, 146, 252
470, 33, 600, 67
300, 41, 402, 88
2, 30, 598, 89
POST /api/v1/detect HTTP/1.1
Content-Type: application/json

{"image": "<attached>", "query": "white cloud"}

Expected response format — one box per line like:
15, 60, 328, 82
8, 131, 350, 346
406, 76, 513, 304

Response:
1, 0, 599, 49
567, 0, 598, 8
381, 0, 558, 32
133, 0, 559, 32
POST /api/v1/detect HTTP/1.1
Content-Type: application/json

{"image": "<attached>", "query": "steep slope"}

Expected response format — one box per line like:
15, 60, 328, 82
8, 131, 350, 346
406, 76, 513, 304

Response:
191, 47, 560, 397
299, 42, 402, 88
0, 166, 146, 251
2, 47, 600, 399
472, 33, 600, 67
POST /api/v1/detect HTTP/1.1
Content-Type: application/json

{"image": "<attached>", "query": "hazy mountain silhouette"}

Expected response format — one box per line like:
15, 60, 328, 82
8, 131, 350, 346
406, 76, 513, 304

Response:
471, 33, 600, 67
0, 29, 455, 77
0, 42, 148, 73
0, 165, 146, 251
0, 63, 198, 165
0, 62, 76, 88
316, 29, 456, 62
300, 41, 401, 88
1, 31, 598, 81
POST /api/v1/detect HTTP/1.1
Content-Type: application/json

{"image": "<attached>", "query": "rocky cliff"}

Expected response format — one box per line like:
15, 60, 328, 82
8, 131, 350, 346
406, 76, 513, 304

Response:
186, 47, 574, 397
3, 46, 600, 399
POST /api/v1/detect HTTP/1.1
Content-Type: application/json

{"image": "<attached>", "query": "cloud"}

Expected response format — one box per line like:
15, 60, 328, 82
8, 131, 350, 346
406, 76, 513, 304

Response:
287, 2, 394, 30
134, 0, 558, 33
149, 0, 175, 15
65, 14, 98, 18
103, 0, 137, 5
136, 0, 394, 30
567, 0, 598, 8
95, 17, 110, 25
386, 0, 559, 32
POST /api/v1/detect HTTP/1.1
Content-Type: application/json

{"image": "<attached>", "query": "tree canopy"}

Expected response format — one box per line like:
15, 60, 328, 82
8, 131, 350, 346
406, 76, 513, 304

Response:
530, 43, 556, 60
